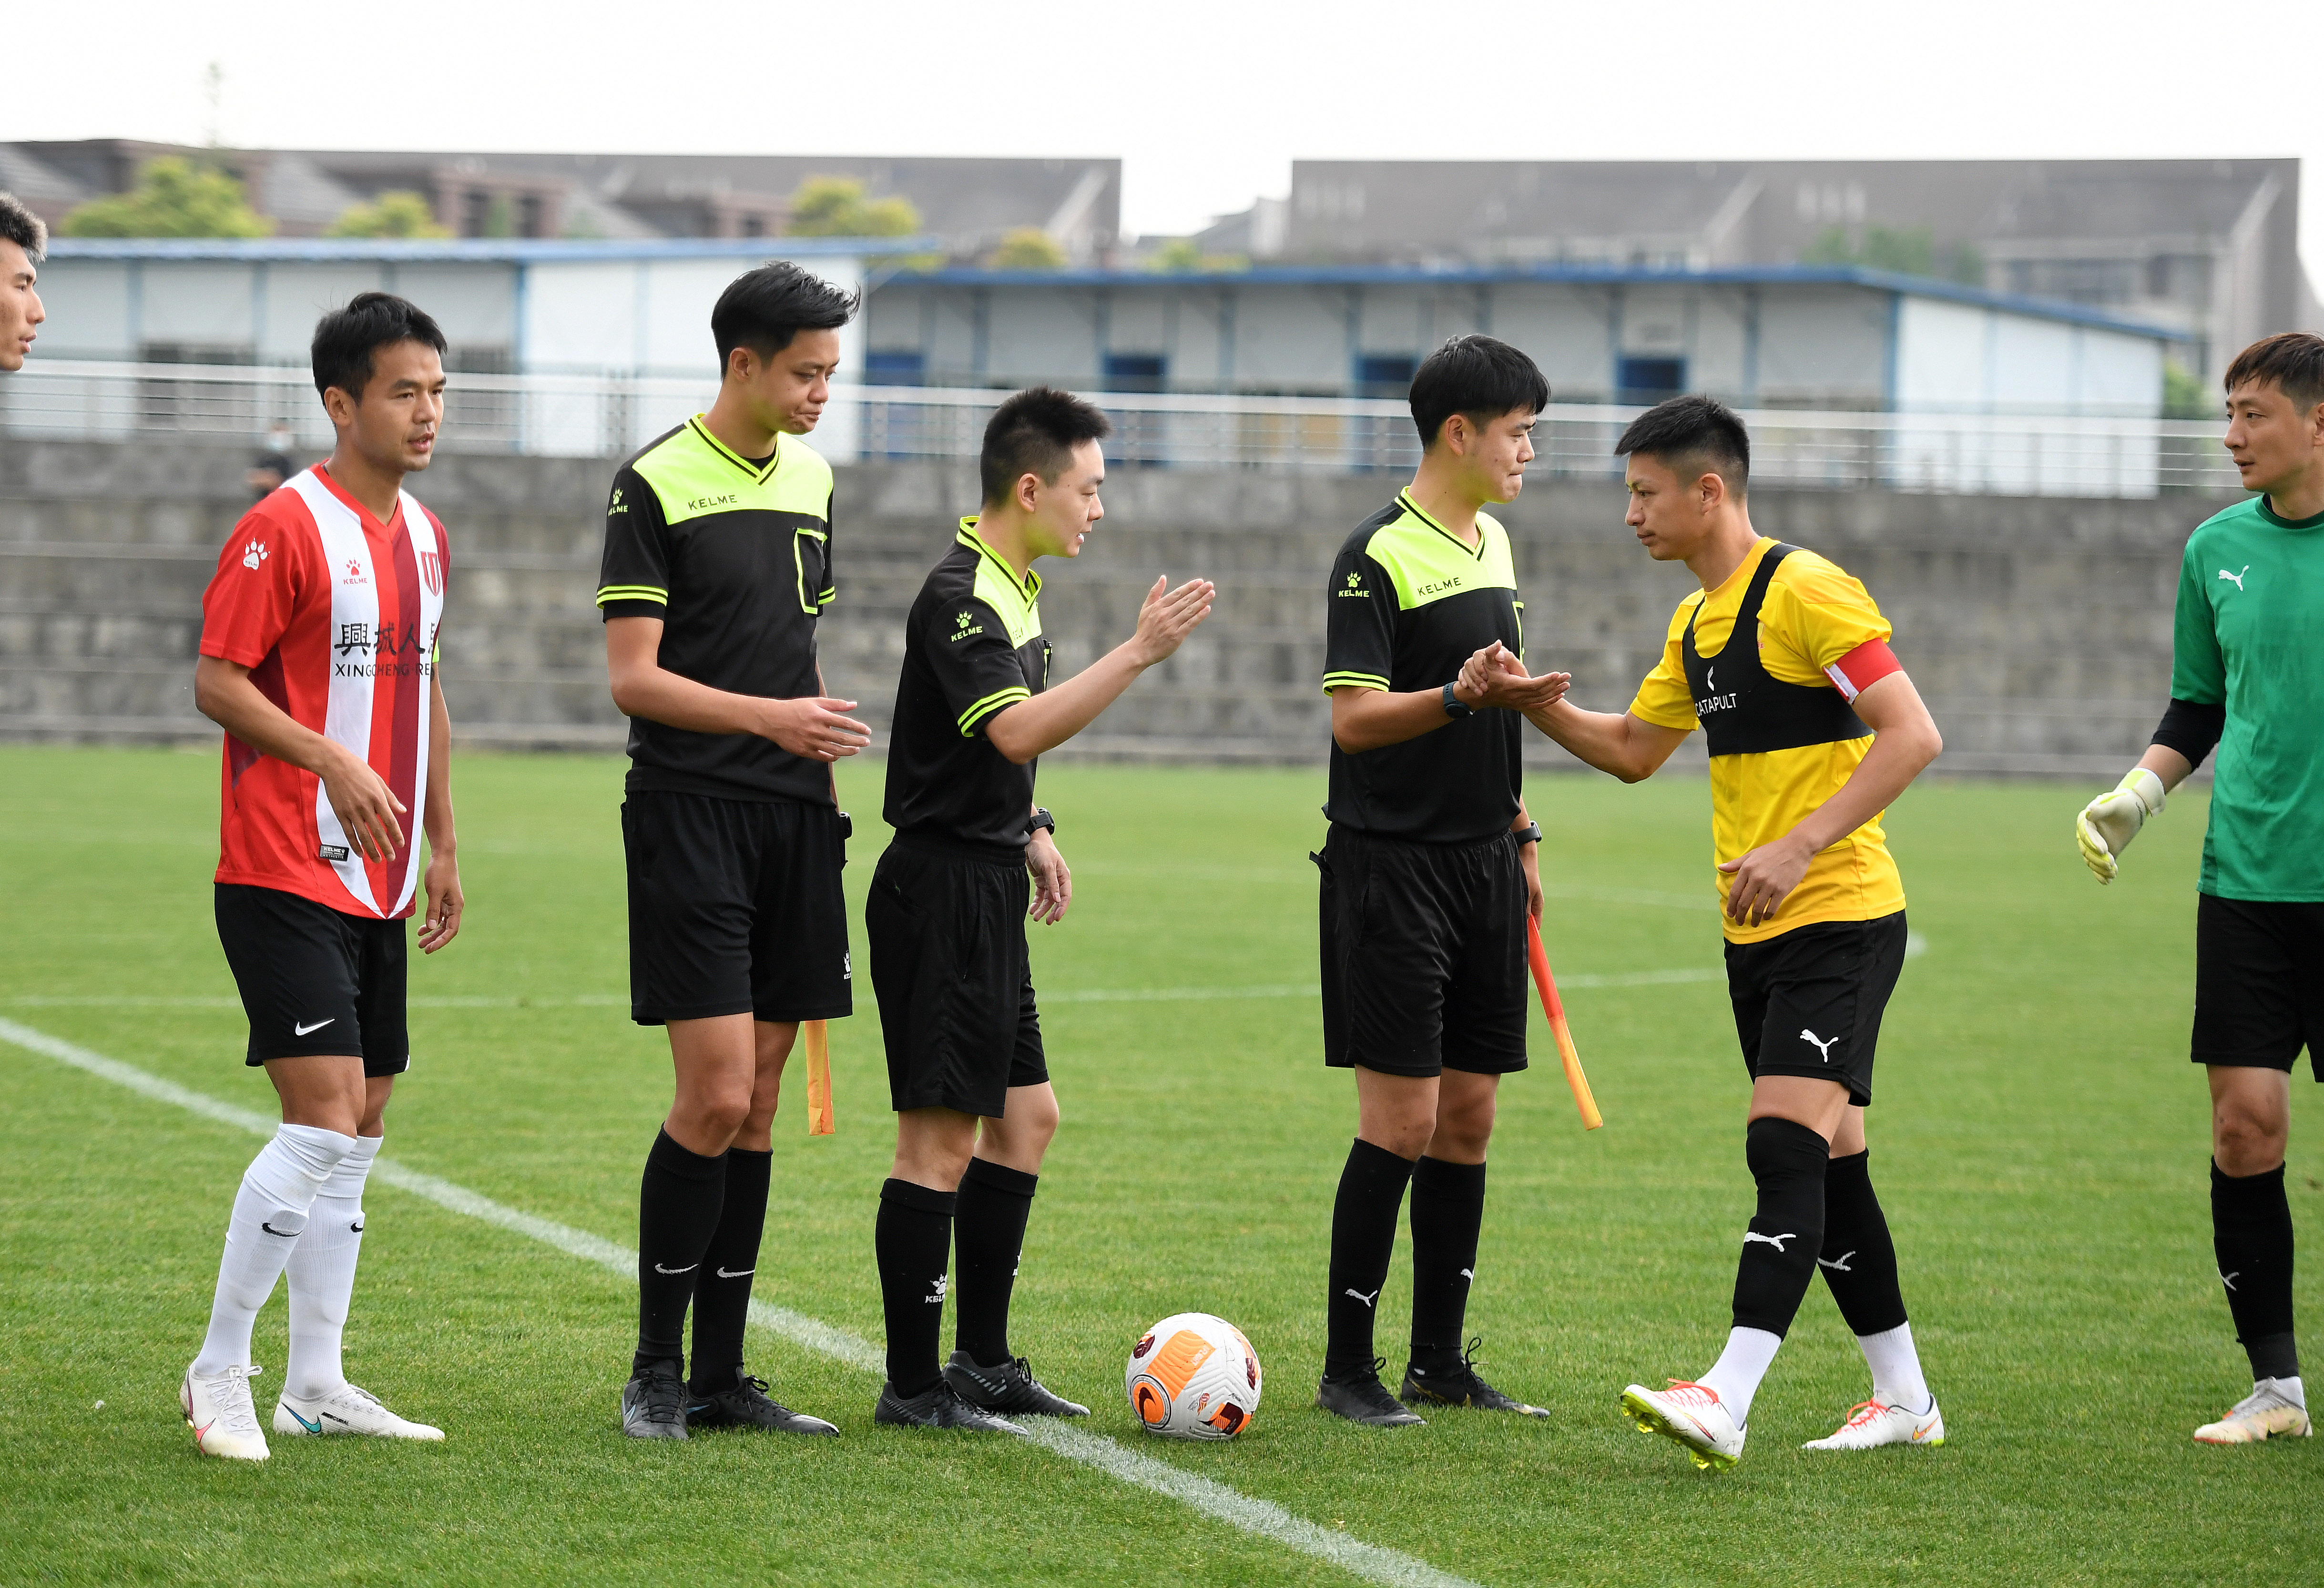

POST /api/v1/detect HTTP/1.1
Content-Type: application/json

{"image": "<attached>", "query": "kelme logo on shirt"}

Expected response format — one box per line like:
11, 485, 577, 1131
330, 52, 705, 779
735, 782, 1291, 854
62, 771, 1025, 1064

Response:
951, 609, 984, 641
241, 539, 267, 571
1416, 576, 1464, 597
686, 493, 739, 512
1338, 571, 1370, 599
609, 487, 628, 514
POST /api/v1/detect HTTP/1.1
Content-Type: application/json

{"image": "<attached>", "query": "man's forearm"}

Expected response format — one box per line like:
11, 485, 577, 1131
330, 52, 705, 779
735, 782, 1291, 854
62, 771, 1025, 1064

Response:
195, 659, 347, 779
612, 663, 773, 736
2135, 743, 2196, 793
1781, 730, 1934, 855
1526, 700, 1651, 782
1330, 686, 1462, 754
423, 677, 456, 849
986, 644, 1145, 764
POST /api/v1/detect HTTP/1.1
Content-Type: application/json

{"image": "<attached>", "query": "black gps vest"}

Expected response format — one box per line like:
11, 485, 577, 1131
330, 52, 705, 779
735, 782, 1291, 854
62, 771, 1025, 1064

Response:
1682, 543, 1872, 757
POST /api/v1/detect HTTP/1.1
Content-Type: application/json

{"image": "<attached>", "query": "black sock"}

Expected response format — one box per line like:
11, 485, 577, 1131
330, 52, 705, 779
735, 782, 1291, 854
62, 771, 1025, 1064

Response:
877, 1178, 957, 1396
687, 1146, 771, 1395
1817, 1150, 1908, 1336
954, 1158, 1038, 1367
2213, 1160, 2300, 1382
1731, 1117, 1827, 1338
1325, 1138, 1416, 1381
1407, 1156, 1487, 1378
634, 1128, 728, 1376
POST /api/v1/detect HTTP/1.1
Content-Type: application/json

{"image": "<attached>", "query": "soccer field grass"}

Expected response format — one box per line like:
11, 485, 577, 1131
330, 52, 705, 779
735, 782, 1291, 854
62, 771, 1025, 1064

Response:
1, 744, 2314, 1587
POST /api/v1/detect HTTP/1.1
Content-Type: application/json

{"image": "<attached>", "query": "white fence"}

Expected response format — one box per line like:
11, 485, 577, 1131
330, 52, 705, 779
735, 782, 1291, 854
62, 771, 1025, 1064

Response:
0, 361, 2242, 498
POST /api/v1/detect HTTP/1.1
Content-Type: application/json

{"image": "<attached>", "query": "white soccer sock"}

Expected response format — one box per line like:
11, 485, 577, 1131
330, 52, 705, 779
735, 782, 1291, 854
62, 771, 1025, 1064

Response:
1698, 1326, 1784, 1425
193, 1124, 356, 1376
1857, 1322, 1931, 1414
285, 1133, 382, 1400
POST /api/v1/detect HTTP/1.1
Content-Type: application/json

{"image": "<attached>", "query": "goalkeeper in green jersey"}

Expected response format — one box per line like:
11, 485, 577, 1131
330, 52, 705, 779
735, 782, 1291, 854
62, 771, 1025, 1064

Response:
2076, 332, 2324, 1446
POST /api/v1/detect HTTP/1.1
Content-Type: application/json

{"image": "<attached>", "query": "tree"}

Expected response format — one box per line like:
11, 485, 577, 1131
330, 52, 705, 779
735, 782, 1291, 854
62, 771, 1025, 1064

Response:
60, 157, 272, 239
989, 228, 1066, 270
786, 177, 920, 238
1149, 237, 1249, 274
2163, 359, 2215, 420
325, 191, 450, 239
1801, 224, 1982, 287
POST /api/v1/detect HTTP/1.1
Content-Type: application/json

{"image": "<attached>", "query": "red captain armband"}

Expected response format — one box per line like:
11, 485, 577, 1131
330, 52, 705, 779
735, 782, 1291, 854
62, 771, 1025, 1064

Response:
1823, 639, 1902, 702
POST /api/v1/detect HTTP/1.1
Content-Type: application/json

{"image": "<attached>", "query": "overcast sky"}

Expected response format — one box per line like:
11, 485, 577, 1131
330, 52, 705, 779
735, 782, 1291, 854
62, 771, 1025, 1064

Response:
14, 0, 2324, 270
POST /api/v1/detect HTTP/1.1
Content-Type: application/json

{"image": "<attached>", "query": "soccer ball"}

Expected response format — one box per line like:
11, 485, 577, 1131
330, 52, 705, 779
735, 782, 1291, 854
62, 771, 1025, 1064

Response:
1125, 1312, 1262, 1440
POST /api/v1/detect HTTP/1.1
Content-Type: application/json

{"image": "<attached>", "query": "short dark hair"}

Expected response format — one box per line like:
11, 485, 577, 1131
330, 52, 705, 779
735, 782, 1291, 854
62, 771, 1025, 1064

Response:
711, 261, 858, 372
979, 387, 1111, 506
310, 292, 447, 401
1615, 393, 1752, 497
2224, 332, 2324, 412
0, 190, 46, 264
1409, 334, 1550, 449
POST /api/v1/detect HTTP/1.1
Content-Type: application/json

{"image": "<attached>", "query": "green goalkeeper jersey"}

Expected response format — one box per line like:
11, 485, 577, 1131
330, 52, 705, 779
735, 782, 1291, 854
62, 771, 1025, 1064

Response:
2171, 495, 2324, 900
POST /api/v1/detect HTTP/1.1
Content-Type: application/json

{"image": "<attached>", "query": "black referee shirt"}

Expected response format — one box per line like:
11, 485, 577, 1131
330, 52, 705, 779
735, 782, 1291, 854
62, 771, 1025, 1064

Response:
597, 417, 836, 805
1322, 490, 1525, 843
883, 520, 1050, 858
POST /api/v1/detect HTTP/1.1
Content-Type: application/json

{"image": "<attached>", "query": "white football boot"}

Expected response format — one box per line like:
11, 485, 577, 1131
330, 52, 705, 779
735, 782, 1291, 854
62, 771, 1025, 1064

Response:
1802, 1396, 1946, 1449
182, 1362, 270, 1461
2194, 1379, 2311, 1445
275, 1382, 444, 1441
1620, 1380, 1745, 1470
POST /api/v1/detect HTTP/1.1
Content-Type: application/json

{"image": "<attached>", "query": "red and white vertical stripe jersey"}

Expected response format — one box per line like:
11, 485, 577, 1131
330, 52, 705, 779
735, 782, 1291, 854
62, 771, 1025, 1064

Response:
199, 466, 448, 920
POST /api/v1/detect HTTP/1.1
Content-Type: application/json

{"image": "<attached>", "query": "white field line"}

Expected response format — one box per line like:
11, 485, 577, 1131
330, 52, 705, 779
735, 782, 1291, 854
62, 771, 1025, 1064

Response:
0, 1016, 1479, 1588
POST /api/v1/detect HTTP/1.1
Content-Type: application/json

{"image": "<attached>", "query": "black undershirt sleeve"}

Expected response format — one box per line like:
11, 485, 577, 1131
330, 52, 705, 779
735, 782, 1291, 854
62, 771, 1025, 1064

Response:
2151, 696, 2225, 768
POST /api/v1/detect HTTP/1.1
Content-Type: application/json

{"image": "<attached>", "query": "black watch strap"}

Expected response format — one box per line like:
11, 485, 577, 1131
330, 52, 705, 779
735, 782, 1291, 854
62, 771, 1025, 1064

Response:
1027, 806, 1056, 838
1442, 681, 1474, 719
1514, 822, 1542, 846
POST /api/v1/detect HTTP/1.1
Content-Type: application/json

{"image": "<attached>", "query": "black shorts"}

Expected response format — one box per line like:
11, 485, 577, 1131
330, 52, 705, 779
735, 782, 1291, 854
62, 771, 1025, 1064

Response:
214, 883, 409, 1076
622, 791, 852, 1026
865, 840, 1048, 1118
1724, 912, 1907, 1106
2193, 894, 2324, 1076
1316, 824, 1529, 1079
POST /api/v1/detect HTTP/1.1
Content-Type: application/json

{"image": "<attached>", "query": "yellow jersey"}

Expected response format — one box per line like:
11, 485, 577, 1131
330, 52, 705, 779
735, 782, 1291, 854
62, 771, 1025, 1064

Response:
1628, 536, 1906, 944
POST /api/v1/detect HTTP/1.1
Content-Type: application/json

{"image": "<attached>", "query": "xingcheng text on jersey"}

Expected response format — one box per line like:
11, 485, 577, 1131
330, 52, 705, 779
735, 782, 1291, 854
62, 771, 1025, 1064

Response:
1321, 491, 1524, 844
597, 417, 836, 805
198, 467, 448, 920
883, 520, 1051, 859
1630, 537, 1902, 943
2173, 495, 2324, 900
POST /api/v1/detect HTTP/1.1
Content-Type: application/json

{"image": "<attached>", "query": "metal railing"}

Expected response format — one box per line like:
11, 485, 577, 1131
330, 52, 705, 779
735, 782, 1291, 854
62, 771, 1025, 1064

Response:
0, 361, 2245, 498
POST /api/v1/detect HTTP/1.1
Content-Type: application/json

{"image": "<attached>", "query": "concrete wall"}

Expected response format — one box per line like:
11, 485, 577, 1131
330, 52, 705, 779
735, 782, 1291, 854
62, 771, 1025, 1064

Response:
0, 436, 2234, 776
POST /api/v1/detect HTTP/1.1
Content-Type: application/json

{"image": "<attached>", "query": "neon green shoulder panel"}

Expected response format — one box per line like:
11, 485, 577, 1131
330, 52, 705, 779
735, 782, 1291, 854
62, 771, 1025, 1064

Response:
631, 420, 834, 528
1364, 498, 1519, 611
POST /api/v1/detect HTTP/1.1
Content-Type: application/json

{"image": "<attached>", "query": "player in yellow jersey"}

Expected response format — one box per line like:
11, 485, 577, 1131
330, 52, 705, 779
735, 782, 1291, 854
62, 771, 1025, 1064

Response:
1464, 396, 1946, 1468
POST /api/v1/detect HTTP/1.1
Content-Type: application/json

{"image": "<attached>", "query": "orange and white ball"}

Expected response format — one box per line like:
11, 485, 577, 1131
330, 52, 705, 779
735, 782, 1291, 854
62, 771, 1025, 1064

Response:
1125, 1312, 1263, 1440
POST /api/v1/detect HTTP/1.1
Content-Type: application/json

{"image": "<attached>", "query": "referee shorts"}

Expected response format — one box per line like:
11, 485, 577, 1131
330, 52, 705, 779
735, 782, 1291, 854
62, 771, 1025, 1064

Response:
1724, 912, 1907, 1106
622, 790, 852, 1027
1316, 823, 1529, 1079
2192, 894, 2324, 1077
865, 839, 1049, 1119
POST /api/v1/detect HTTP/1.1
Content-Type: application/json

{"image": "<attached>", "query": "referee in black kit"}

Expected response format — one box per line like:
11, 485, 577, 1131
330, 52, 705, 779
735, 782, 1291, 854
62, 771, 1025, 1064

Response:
866, 387, 1212, 1429
1314, 336, 1567, 1427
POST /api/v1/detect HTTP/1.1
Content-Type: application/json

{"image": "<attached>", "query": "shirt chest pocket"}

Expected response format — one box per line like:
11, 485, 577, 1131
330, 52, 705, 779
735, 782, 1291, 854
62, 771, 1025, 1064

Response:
794, 528, 830, 615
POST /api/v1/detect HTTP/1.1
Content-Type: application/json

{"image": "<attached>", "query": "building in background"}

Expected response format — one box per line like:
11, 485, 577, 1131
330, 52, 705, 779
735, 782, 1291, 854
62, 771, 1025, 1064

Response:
0, 141, 1120, 264
1197, 160, 2309, 384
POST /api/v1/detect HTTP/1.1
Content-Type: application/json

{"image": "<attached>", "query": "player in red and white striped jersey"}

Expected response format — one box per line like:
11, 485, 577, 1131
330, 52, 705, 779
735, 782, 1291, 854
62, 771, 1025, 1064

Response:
181, 294, 465, 1460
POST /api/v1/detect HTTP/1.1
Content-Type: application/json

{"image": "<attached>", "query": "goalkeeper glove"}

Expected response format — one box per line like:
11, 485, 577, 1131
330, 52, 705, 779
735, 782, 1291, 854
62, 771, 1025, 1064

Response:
2076, 767, 2167, 884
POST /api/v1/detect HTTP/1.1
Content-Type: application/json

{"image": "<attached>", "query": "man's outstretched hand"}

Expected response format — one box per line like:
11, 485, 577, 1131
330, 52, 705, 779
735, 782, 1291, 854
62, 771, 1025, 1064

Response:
1458, 641, 1571, 713
1128, 576, 1215, 667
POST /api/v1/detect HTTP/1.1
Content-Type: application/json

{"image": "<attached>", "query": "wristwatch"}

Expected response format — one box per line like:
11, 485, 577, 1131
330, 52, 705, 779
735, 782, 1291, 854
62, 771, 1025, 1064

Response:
1027, 806, 1057, 839
1514, 822, 1542, 846
1442, 681, 1474, 719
